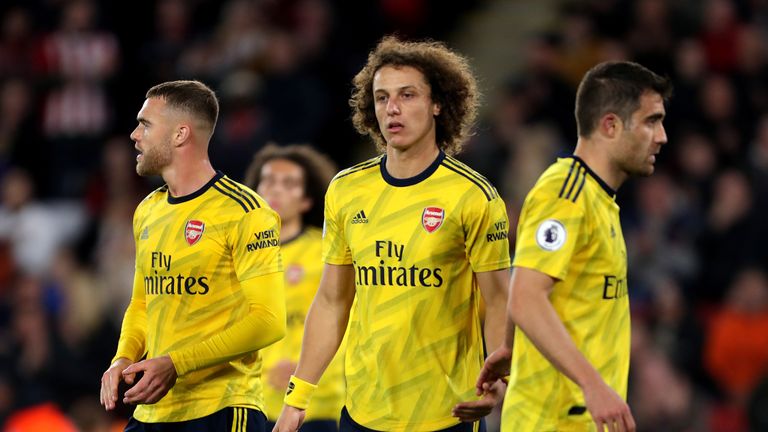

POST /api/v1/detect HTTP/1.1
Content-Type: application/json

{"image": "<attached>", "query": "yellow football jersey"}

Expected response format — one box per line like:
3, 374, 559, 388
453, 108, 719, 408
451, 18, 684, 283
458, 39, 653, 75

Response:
323, 152, 511, 431
502, 156, 630, 431
114, 173, 284, 422
261, 227, 345, 421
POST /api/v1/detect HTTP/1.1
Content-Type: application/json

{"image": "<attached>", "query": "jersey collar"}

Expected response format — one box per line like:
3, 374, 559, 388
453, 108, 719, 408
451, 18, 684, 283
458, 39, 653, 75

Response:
570, 156, 616, 198
167, 171, 224, 204
380, 151, 445, 187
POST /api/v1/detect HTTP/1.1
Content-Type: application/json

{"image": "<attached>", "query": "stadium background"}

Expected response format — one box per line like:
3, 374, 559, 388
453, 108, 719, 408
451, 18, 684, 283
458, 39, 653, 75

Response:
1, 0, 767, 430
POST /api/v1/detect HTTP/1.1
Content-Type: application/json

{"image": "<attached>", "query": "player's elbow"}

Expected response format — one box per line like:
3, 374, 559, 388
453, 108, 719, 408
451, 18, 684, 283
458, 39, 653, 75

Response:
508, 285, 538, 326
265, 310, 287, 346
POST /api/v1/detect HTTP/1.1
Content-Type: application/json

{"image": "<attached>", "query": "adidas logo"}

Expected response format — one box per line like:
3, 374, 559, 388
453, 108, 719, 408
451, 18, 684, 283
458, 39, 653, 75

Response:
351, 210, 369, 224
140, 227, 149, 240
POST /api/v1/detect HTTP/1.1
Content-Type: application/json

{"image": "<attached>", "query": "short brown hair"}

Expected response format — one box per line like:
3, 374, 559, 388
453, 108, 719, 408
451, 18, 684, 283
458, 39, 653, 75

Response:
349, 36, 479, 155
575, 61, 672, 137
244, 144, 337, 228
146, 80, 220, 135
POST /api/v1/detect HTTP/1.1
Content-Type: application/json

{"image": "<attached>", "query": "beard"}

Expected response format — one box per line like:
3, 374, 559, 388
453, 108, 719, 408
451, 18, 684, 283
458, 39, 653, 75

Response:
136, 138, 173, 176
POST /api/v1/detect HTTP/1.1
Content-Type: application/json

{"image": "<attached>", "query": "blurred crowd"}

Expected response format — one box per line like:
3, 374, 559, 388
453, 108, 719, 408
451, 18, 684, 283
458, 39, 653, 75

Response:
0, 0, 767, 430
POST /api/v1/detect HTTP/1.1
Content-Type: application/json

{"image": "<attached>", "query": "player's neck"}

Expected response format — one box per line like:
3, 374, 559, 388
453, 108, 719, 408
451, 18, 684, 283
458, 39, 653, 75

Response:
281, 217, 302, 242
574, 137, 627, 191
385, 142, 440, 179
162, 158, 217, 198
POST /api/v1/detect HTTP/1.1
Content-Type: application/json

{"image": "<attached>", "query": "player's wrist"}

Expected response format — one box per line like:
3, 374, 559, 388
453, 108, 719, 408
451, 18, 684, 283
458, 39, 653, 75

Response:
284, 375, 317, 410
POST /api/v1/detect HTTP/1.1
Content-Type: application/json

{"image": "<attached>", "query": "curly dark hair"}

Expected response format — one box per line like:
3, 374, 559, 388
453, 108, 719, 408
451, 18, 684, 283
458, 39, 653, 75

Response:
244, 143, 337, 228
349, 35, 479, 156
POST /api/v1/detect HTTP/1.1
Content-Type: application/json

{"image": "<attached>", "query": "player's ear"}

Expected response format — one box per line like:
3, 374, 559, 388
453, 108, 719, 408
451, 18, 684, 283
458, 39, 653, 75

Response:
173, 124, 191, 146
599, 113, 621, 139
433, 103, 440, 116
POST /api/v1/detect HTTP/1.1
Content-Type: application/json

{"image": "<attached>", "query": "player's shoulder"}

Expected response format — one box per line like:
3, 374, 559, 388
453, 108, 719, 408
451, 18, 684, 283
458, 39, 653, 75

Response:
209, 175, 269, 216
439, 154, 499, 202
529, 157, 591, 205
137, 184, 168, 209
330, 154, 384, 185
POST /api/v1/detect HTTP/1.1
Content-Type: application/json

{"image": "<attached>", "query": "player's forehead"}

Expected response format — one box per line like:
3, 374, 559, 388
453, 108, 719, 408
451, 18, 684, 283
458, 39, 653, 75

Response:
373, 65, 429, 93
137, 97, 168, 120
262, 158, 305, 178
633, 91, 666, 118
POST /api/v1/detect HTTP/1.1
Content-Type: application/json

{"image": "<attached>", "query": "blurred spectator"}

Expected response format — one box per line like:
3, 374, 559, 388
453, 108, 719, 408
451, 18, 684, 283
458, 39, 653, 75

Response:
704, 267, 768, 431
139, 0, 192, 85
696, 169, 766, 301
625, 173, 698, 300
0, 79, 39, 180
556, 4, 603, 87
38, 0, 120, 196
2, 402, 77, 432
705, 267, 768, 401
698, 0, 744, 73
0, 169, 85, 276
0, 6, 36, 78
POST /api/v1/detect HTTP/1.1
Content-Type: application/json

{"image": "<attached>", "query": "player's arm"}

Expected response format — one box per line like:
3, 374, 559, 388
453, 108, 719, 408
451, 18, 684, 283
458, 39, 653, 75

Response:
454, 189, 511, 422
509, 266, 635, 432
452, 268, 508, 422
101, 217, 147, 411
272, 262, 355, 432
478, 269, 510, 352
122, 271, 286, 405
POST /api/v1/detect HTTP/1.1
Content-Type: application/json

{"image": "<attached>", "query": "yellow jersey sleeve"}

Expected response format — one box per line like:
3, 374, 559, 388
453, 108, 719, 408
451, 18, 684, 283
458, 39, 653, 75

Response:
321, 181, 352, 265
513, 191, 586, 280
169, 271, 286, 375
231, 207, 283, 280
464, 195, 511, 273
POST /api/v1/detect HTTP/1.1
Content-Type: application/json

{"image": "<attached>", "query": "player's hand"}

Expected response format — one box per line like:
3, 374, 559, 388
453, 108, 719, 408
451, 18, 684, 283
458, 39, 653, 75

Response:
272, 404, 306, 432
122, 355, 178, 405
475, 346, 512, 396
582, 379, 636, 432
100, 357, 133, 411
268, 360, 297, 391
452, 378, 506, 422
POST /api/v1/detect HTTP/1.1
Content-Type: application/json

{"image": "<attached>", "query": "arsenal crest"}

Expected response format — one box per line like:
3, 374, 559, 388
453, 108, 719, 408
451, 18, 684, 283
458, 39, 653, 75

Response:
422, 207, 444, 233
184, 220, 205, 245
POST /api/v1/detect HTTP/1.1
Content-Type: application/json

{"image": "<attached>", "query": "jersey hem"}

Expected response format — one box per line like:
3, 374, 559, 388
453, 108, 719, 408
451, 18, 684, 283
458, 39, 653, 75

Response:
471, 260, 512, 273
346, 406, 462, 432
134, 398, 262, 423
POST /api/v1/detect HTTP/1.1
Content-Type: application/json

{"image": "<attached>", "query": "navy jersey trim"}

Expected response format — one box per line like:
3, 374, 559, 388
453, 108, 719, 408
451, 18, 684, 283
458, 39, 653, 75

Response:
167, 171, 224, 204
571, 156, 616, 198
380, 151, 445, 187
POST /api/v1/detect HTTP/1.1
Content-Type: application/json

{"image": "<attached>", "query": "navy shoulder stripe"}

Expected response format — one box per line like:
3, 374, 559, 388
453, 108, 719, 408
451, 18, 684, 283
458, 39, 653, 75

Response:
571, 169, 587, 202
440, 162, 492, 201
444, 156, 497, 198
557, 158, 577, 199
216, 179, 255, 210
443, 156, 497, 199
213, 184, 250, 213
558, 160, 587, 202
333, 156, 383, 181
220, 177, 261, 208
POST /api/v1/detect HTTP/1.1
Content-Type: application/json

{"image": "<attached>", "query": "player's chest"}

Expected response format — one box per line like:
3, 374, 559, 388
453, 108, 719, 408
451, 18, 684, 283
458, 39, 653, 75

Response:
341, 196, 464, 262
135, 212, 228, 274
588, 207, 627, 271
